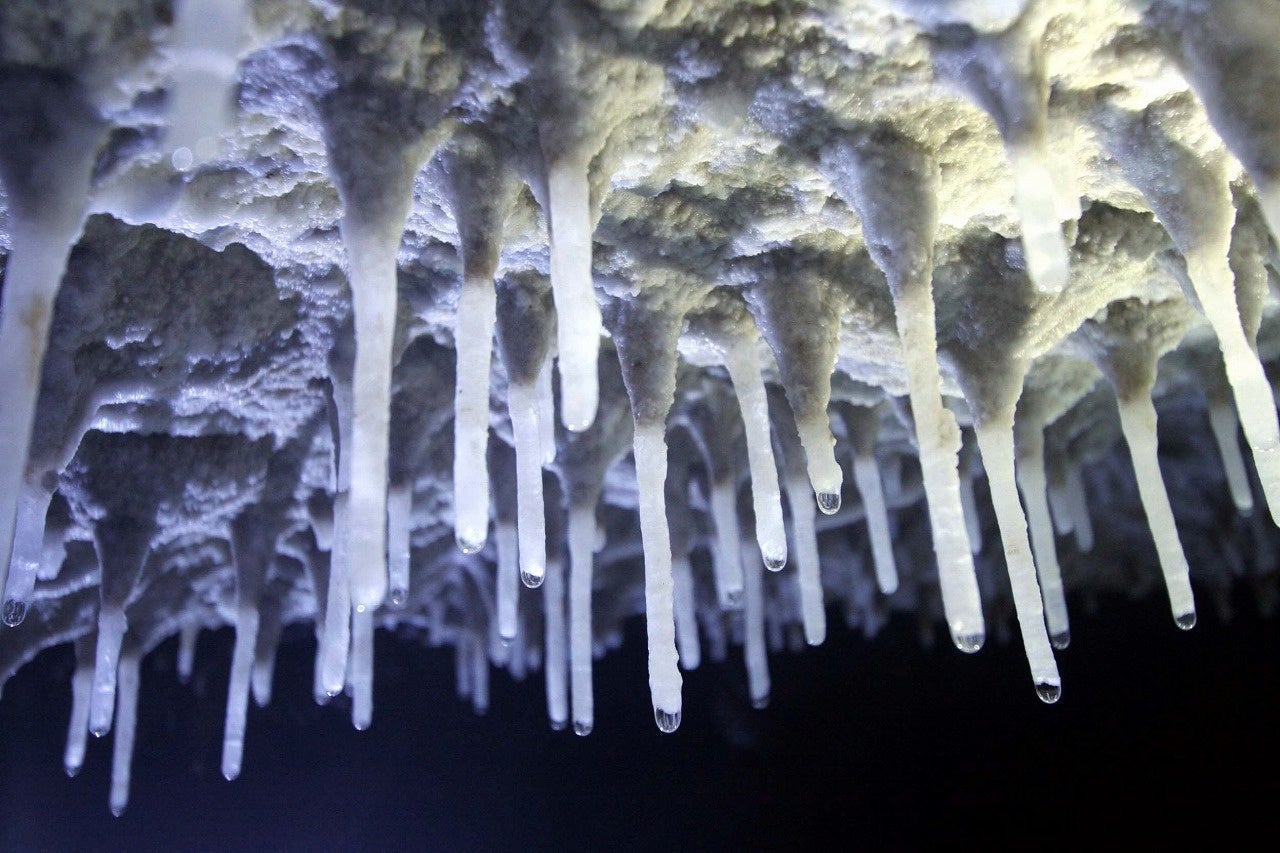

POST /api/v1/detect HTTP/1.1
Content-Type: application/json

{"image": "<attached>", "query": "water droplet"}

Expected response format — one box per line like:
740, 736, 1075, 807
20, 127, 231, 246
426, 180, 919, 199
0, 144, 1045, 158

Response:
952, 631, 985, 654
171, 146, 194, 171
498, 633, 514, 648
389, 587, 407, 607
1050, 630, 1071, 650
1175, 611, 1197, 631
654, 707, 681, 733
110, 803, 126, 818
521, 569, 544, 589
763, 553, 786, 572
721, 588, 744, 609
3, 598, 26, 627
817, 491, 841, 515
90, 725, 109, 739
573, 720, 593, 737
751, 692, 770, 710
353, 718, 370, 732
550, 719, 567, 732
456, 535, 483, 555
1035, 682, 1062, 704
65, 763, 81, 779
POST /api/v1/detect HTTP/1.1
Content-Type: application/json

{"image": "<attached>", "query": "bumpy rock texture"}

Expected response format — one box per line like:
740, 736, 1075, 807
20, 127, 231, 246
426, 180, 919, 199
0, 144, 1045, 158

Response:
2, 0, 1280, 813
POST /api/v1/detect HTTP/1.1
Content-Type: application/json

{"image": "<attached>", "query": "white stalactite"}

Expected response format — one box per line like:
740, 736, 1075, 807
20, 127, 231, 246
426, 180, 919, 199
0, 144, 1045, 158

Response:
543, 557, 568, 731
852, 451, 899, 596
708, 479, 745, 607
632, 423, 683, 732
320, 494, 352, 696
742, 539, 771, 710
1015, 424, 1071, 648
545, 156, 601, 432
109, 644, 141, 818
1117, 397, 1198, 628
507, 381, 547, 588
568, 502, 596, 736
350, 606, 374, 731
722, 339, 787, 570
64, 635, 95, 777
453, 275, 497, 554
166, 0, 249, 169
387, 482, 413, 607
495, 520, 519, 642
672, 552, 701, 671
1208, 397, 1255, 515
975, 422, 1061, 701
783, 475, 826, 646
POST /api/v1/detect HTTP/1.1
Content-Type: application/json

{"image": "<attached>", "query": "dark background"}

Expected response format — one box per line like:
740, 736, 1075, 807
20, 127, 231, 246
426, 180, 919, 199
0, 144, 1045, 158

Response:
1, 587, 1278, 851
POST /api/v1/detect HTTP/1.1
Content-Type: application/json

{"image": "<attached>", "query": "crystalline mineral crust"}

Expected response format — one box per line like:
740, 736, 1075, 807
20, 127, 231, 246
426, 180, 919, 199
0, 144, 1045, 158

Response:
2, 0, 1279, 813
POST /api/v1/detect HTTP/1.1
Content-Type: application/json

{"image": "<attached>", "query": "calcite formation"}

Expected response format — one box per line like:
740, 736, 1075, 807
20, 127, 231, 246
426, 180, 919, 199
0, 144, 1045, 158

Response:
1, 0, 1279, 814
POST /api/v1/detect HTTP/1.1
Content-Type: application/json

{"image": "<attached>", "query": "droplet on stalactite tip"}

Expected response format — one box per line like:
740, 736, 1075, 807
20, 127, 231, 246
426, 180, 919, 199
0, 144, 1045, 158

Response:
389, 587, 407, 607
816, 491, 841, 515
3, 598, 26, 627
456, 534, 484, 555
1050, 630, 1071, 651
1175, 611, 1197, 631
521, 568, 545, 589
550, 719, 567, 732
720, 588, 744, 610
952, 632, 985, 654
1035, 682, 1063, 704
573, 720, 593, 737
654, 707, 682, 733
763, 553, 786, 572
751, 692, 770, 710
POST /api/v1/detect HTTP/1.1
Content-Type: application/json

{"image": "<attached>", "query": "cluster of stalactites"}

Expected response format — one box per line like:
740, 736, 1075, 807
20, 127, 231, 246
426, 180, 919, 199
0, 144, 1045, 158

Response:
4, 0, 1280, 817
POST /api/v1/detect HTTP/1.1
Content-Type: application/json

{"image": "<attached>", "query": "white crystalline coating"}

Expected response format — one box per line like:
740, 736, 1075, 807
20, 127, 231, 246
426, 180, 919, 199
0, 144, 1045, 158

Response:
1065, 465, 1094, 553
64, 636, 94, 777
166, 0, 248, 168
453, 276, 497, 553
568, 503, 595, 736
1184, 251, 1280, 524
320, 494, 352, 696
495, 520, 519, 642
1207, 400, 1255, 515
671, 553, 701, 670
342, 216, 400, 610
350, 606, 373, 731
221, 604, 259, 781
177, 623, 199, 685
974, 423, 1060, 696
4, 487, 55, 625
631, 423, 683, 727
109, 645, 141, 818
1116, 398, 1197, 624
1015, 425, 1070, 645
722, 339, 787, 569
507, 381, 547, 587
537, 354, 558, 465
387, 482, 413, 605
852, 452, 899, 596
90, 606, 128, 737
545, 157, 602, 432
741, 539, 771, 711
783, 476, 826, 646
708, 480, 745, 607
1009, 144, 1071, 294
543, 557, 568, 730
